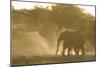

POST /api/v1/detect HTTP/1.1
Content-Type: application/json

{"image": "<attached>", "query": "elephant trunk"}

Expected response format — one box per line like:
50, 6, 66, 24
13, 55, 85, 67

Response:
56, 39, 60, 56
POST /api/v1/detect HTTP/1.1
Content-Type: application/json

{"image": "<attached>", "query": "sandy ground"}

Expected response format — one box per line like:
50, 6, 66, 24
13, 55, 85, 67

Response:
12, 54, 96, 66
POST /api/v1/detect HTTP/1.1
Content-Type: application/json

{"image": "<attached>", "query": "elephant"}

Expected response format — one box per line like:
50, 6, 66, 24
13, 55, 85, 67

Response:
56, 31, 85, 56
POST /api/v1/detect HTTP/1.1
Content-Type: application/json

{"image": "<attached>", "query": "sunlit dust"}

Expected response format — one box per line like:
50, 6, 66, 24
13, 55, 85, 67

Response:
78, 5, 95, 16
12, 1, 54, 10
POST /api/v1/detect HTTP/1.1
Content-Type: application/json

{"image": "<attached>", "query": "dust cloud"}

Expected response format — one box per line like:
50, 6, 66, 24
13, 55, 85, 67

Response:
12, 31, 59, 57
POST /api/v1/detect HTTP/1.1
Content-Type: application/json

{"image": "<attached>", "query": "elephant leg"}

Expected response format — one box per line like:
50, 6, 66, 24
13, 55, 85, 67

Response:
62, 46, 66, 56
81, 47, 84, 56
67, 46, 71, 56
75, 47, 79, 55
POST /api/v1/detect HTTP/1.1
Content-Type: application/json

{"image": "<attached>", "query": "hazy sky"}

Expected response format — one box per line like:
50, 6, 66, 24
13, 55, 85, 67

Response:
12, 1, 95, 16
